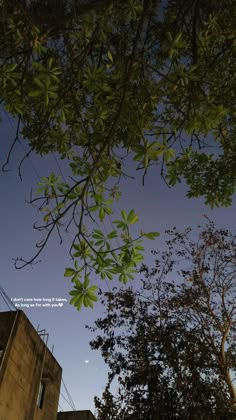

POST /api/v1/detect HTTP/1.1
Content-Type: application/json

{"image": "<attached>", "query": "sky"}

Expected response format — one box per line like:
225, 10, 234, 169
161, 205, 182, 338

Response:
1, 113, 236, 414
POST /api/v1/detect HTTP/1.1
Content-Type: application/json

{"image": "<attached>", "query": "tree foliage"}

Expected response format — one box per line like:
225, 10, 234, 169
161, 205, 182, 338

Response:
89, 223, 236, 419
0, 0, 236, 307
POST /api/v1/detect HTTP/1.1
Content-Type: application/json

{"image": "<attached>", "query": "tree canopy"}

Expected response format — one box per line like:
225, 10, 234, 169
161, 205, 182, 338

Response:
0, 0, 236, 308
89, 223, 236, 419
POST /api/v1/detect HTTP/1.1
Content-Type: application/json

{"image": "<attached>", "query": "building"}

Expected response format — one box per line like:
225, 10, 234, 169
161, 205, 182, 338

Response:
0, 310, 62, 420
57, 410, 96, 420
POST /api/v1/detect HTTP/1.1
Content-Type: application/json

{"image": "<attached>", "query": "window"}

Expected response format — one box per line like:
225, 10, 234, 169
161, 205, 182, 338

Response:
37, 381, 46, 409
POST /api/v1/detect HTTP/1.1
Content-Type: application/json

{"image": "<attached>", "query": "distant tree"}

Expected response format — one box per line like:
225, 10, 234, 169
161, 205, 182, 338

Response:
0, 1, 235, 307
89, 223, 236, 419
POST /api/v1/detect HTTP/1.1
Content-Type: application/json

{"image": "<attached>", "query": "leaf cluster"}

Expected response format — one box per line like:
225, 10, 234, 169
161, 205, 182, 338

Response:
1, 0, 236, 308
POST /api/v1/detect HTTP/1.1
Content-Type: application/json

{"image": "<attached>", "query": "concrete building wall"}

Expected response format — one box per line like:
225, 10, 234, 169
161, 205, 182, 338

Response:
57, 410, 96, 420
0, 310, 62, 420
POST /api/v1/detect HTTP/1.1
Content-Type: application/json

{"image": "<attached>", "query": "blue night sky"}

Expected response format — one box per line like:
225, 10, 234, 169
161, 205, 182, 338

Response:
1, 113, 236, 414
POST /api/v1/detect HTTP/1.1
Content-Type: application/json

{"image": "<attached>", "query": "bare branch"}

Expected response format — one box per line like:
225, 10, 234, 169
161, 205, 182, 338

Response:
2, 116, 21, 173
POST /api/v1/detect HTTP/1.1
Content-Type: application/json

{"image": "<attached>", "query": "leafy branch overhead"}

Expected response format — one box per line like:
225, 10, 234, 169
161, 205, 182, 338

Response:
64, 209, 159, 309
0, 0, 235, 308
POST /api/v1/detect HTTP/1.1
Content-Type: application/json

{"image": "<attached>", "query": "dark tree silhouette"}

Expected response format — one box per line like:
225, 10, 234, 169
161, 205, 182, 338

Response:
89, 223, 236, 419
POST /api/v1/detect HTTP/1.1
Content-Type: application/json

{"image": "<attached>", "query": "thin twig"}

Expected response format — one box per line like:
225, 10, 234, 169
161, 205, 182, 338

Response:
2, 116, 21, 172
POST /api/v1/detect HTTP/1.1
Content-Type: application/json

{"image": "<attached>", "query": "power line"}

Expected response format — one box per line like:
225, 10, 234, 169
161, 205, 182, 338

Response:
60, 391, 75, 411
62, 377, 76, 410
58, 403, 64, 412
0, 287, 17, 311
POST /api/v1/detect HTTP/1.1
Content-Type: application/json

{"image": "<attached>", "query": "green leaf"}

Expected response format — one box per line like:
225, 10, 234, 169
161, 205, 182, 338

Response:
99, 207, 105, 222
127, 209, 139, 224
121, 210, 127, 221
113, 220, 127, 230
93, 229, 104, 238
107, 51, 114, 63
89, 205, 99, 212
75, 295, 84, 310
70, 294, 84, 310
104, 206, 113, 215
134, 244, 145, 251
84, 296, 90, 307
164, 148, 175, 162
28, 90, 42, 97
119, 273, 128, 284
84, 275, 90, 288
107, 230, 118, 239
64, 268, 76, 277
142, 232, 160, 240
43, 213, 50, 222
132, 254, 144, 263
88, 285, 98, 293
87, 292, 98, 302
